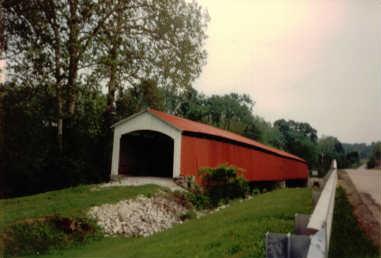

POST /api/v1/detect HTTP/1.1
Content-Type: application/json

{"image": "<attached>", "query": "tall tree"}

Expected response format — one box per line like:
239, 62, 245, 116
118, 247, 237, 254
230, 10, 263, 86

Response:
274, 119, 318, 168
201, 93, 254, 131
116, 79, 164, 118
5, 0, 118, 150
367, 141, 381, 168
274, 119, 318, 144
92, 0, 209, 123
317, 136, 345, 171
5, 0, 209, 145
0, 3, 7, 191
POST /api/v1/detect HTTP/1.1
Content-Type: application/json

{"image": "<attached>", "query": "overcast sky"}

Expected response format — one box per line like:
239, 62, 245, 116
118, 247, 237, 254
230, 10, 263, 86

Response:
194, 0, 381, 144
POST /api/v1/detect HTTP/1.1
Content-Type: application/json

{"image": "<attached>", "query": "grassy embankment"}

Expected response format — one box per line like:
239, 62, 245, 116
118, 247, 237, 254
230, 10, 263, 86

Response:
0, 184, 162, 232
329, 187, 380, 258
12, 187, 312, 258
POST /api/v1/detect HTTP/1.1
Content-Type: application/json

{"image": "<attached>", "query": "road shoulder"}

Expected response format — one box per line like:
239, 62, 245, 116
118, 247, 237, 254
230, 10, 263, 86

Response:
338, 170, 381, 250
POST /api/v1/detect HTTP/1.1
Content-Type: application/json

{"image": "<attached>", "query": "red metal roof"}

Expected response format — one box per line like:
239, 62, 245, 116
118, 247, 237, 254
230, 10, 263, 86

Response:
148, 108, 306, 163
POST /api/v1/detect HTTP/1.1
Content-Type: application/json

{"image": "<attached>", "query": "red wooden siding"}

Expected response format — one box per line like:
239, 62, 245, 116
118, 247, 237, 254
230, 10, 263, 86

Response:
180, 135, 308, 181
149, 108, 305, 162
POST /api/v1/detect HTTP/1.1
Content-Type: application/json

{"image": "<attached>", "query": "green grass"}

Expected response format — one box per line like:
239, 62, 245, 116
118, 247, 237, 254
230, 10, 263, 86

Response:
0, 184, 162, 231
329, 187, 380, 258
21, 188, 312, 258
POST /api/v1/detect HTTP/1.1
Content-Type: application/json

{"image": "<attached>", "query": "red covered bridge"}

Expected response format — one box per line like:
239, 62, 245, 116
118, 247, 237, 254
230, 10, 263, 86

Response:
111, 108, 308, 183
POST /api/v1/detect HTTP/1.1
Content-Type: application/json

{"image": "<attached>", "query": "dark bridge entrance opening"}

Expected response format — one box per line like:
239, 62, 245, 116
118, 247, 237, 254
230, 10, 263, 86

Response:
119, 130, 174, 177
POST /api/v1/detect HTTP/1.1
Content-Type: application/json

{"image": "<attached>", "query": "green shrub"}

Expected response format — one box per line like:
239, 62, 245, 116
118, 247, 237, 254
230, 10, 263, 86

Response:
251, 188, 261, 196
366, 157, 376, 169
200, 164, 249, 207
2, 215, 101, 257
185, 191, 211, 210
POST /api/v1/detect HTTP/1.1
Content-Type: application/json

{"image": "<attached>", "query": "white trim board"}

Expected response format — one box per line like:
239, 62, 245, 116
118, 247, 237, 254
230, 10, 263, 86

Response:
111, 112, 182, 178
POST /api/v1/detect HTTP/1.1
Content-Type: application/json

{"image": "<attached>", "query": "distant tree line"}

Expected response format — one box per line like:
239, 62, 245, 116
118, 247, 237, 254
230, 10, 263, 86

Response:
366, 142, 381, 169
3, 77, 366, 197
342, 142, 374, 160
173, 90, 364, 175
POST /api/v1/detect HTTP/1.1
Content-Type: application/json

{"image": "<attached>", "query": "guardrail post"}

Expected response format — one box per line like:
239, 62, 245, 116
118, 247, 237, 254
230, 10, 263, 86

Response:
266, 160, 338, 258
294, 214, 310, 235
266, 232, 310, 258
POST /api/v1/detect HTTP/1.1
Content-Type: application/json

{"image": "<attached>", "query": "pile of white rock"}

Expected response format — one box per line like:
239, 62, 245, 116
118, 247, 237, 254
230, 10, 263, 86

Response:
88, 195, 187, 237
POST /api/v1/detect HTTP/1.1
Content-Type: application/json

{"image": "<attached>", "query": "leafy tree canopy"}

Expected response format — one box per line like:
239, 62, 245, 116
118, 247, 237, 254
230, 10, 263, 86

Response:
274, 119, 318, 168
4, 0, 209, 147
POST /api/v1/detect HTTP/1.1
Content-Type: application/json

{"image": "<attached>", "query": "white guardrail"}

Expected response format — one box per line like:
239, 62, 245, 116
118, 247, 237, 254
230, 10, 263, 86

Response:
306, 168, 337, 258
266, 161, 338, 258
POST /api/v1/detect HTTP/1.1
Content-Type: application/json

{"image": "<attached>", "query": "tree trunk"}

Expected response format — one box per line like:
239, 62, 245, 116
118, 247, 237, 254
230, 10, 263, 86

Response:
0, 4, 6, 189
105, 6, 123, 128
52, 8, 64, 152
105, 45, 117, 127
0, 89, 4, 146
67, 0, 79, 116
57, 93, 64, 152
0, 2, 4, 59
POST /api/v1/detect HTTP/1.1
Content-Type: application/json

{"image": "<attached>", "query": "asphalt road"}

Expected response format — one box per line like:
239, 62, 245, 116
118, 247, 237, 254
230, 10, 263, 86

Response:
346, 167, 381, 207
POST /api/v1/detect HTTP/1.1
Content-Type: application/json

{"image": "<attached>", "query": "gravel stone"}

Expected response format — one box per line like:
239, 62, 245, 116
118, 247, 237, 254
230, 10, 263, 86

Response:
88, 195, 187, 237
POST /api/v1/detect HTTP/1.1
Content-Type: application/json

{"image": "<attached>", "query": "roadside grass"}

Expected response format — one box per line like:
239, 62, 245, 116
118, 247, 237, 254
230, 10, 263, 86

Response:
22, 188, 312, 258
0, 184, 162, 231
329, 187, 380, 258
